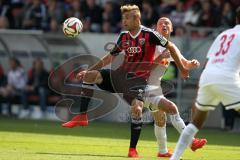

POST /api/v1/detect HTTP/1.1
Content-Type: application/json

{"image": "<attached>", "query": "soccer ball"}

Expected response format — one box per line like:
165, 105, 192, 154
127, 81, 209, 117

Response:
63, 17, 83, 37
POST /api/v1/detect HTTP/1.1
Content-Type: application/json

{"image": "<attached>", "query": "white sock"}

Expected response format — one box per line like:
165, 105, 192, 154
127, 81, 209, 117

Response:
170, 123, 199, 160
170, 113, 195, 146
170, 113, 186, 134
154, 124, 168, 154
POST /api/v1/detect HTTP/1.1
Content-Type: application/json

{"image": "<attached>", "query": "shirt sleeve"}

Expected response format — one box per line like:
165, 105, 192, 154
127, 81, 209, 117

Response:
109, 32, 124, 56
149, 30, 168, 47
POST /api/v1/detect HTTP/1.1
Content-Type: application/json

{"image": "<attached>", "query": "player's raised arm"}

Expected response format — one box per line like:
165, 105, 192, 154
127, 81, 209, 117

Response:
76, 32, 123, 81
87, 30, 125, 71
87, 32, 124, 71
153, 17, 200, 72
149, 30, 189, 79
167, 43, 200, 70
87, 53, 115, 71
76, 53, 114, 81
165, 41, 190, 79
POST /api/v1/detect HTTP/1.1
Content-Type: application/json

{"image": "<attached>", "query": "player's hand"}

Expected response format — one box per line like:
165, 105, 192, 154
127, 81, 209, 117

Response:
76, 70, 87, 81
187, 59, 200, 70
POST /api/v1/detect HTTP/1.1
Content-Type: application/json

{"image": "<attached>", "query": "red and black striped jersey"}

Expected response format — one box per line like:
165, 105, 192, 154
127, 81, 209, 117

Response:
110, 25, 168, 79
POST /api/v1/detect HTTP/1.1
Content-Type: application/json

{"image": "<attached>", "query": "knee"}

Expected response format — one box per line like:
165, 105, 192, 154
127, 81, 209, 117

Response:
131, 105, 142, 117
155, 119, 166, 127
131, 100, 143, 119
166, 101, 178, 114
153, 111, 166, 127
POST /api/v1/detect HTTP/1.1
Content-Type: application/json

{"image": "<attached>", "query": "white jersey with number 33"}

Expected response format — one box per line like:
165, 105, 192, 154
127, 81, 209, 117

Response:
200, 25, 240, 86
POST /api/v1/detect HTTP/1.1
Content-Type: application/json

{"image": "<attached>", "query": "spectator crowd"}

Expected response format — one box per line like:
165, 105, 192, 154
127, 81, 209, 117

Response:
0, 0, 239, 35
0, 58, 50, 119
0, 57, 87, 119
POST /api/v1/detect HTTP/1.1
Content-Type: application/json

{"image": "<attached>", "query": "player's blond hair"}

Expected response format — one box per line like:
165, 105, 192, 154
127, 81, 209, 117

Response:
120, 4, 141, 18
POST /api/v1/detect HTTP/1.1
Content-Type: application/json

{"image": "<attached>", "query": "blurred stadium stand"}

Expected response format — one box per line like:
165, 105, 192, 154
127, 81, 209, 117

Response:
0, 0, 238, 35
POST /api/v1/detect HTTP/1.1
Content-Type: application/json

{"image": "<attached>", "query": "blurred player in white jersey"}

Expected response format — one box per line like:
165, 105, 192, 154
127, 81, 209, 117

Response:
145, 17, 207, 158
170, 7, 240, 160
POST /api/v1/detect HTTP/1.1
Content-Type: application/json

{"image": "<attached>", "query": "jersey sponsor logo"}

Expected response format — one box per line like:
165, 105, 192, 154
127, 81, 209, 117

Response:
127, 46, 142, 55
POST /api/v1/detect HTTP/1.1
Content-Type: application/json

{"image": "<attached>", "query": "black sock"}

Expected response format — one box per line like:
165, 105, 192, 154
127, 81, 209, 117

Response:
79, 97, 91, 114
130, 118, 143, 149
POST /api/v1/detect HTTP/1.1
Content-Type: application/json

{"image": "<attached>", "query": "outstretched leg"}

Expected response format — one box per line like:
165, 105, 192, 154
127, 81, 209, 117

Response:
146, 96, 207, 153
62, 71, 101, 128
170, 106, 208, 160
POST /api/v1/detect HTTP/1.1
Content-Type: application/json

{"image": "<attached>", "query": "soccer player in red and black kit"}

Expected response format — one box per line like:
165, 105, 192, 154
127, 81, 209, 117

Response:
74, 4, 190, 157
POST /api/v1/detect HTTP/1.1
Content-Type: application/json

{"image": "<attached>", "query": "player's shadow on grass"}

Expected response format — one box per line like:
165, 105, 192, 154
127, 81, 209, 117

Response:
1, 117, 240, 147
35, 152, 192, 160
35, 152, 127, 158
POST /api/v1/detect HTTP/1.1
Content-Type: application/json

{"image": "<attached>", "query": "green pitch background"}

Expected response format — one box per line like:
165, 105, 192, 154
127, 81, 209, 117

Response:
0, 118, 239, 160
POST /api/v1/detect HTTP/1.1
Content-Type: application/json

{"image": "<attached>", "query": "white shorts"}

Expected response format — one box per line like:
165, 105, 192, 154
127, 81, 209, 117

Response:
144, 95, 165, 112
143, 85, 165, 112
196, 83, 240, 111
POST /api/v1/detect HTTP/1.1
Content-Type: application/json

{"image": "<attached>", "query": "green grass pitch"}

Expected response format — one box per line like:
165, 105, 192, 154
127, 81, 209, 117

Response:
0, 117, 239, 160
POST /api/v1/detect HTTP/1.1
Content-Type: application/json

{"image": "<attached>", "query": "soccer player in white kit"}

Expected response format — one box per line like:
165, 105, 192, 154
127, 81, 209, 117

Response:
170, 7, 240, 160
145, 17, 206, 158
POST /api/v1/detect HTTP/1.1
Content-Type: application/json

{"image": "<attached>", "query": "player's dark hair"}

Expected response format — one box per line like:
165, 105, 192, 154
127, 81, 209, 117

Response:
236, 6, 240, 24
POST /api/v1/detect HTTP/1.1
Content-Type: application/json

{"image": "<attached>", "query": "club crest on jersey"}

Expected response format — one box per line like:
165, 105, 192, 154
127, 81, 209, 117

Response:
139, 38, 145, 45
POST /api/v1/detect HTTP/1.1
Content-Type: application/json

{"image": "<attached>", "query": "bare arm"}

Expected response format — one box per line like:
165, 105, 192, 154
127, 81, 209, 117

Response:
76, 53, 116, 81
76, 32, 122, 81
151, 48, 200, 71
165, 45, 200, 70
182, 58, 200, 70
165, 41, 189, 79
88, 53, 115, 71
150, 49, 170, 70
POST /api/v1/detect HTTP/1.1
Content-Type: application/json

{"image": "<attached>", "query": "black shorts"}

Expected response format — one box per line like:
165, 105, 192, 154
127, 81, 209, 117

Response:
96, 69, 115, 92
97, 69, 147, 104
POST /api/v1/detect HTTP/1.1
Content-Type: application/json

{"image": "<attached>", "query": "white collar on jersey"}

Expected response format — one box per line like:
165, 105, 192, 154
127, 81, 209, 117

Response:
128, 25, 142, 39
